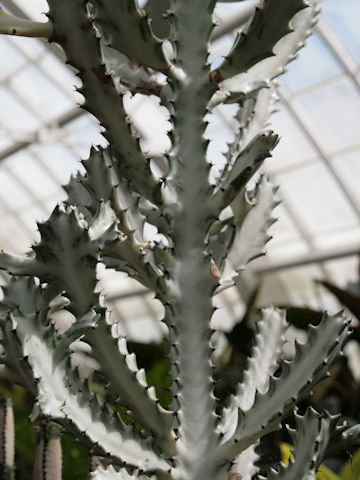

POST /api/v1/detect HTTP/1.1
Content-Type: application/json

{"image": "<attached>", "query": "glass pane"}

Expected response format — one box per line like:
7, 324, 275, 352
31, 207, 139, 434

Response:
267, 239, 310, 261
295, 77, 360, 154
332, 148, 360, 209
11, 65, 73, 119
9, 36, 45, 60
264, 203, 299, 243
0, 87, 40, 132
0, 214, 33, 254
0, 130, 13, 151
63, 115, 106, 158
281, 32, 343, 92
314, 226, 360, 251
267, 203, 310, 259
39, 52, 82, 95
322, 0, 360, 64
0, 169, 33, 209
17, 204, 45, 241
5, 150, 60, 199
0, 38, 26, 81
32, 143, 82, 184
269, 106, 317, 171
275, 161, 359, 235
13, 0, 48, 21
42, 191, 67, 214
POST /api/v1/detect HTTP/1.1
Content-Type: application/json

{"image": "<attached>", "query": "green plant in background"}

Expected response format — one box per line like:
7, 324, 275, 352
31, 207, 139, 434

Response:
0, 1, 359, 479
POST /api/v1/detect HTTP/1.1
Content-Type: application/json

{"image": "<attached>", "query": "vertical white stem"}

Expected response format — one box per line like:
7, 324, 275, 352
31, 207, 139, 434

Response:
167, 2, 221, 479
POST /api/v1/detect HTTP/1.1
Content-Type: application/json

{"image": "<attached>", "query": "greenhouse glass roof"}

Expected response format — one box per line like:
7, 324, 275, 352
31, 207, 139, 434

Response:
0, 0, 359, 340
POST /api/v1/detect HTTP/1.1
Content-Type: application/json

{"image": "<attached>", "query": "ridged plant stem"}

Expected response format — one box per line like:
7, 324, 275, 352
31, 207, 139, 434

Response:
167, 2, 219, 479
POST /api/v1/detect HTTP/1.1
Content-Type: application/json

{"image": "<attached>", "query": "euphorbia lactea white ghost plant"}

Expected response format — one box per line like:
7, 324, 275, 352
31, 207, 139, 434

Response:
0, 1, 357, 479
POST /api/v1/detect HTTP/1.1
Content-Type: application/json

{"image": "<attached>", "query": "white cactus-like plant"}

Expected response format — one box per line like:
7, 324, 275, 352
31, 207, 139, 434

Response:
0, 1, 358, 479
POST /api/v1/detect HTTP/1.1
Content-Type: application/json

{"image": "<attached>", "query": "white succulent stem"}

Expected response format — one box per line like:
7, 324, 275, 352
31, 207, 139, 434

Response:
0, 1, 354, 479
166, 2, 220, 479
0, 8, 52, 38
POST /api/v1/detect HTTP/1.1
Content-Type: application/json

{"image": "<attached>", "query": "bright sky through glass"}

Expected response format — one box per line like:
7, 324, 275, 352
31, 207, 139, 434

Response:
322, 0, 360, 64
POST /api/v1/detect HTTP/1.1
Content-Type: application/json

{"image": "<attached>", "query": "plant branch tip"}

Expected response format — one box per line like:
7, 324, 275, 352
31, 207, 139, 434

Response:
0, 8, 52, 38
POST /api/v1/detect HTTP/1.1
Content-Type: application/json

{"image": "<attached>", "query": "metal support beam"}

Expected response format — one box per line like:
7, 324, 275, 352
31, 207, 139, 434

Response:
253, 245, 359, 275
0, 108, 84, 162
